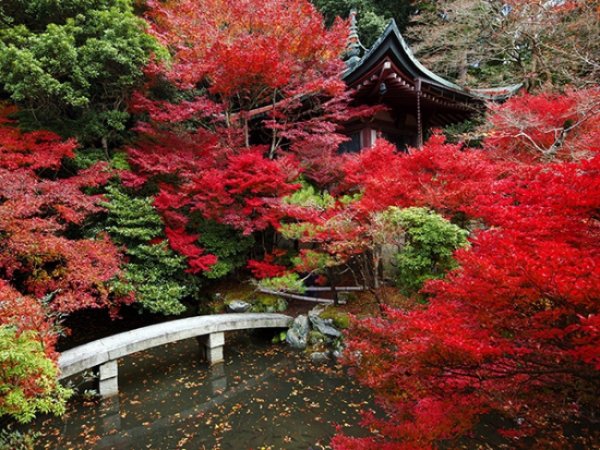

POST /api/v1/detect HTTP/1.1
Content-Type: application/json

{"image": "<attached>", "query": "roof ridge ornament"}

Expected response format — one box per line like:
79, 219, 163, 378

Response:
345, 9, 362, 68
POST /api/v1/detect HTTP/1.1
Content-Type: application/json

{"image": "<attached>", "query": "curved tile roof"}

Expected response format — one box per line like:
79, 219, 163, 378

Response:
344, 19, 522, 102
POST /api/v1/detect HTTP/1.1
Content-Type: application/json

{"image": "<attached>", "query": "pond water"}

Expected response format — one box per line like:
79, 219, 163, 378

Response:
30, 332, 375, 449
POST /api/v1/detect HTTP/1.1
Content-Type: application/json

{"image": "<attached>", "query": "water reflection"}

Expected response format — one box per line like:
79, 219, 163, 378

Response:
31, 332, 374, 449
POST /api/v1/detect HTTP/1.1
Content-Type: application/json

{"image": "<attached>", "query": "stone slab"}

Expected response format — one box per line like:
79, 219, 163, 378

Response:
99, 360, 118, 380
98, 376, 118, 398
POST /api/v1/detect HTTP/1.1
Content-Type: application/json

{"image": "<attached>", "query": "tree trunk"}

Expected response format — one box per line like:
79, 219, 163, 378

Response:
326, 267, 339, 306
458, 50, 469, 85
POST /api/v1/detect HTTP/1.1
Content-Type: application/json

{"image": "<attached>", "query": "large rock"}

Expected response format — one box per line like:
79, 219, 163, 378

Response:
293, 314, 310, 336
226, 300, 252, 313
286, 315, 310, 349
286, 328, 307, 349
309, 315, 342, 338
331, 349, 344, 360
309, 306, 325, 316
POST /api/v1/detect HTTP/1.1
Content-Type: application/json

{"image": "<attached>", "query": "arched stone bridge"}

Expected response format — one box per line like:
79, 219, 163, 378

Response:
58, 313, 292, 398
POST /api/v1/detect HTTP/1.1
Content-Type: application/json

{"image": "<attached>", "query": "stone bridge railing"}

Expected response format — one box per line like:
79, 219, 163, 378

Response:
58, 313, 292, 398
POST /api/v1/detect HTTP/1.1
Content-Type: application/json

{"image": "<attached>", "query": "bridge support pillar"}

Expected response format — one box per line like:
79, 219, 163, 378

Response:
199, 332, 224, 365
97, 360, 119, 398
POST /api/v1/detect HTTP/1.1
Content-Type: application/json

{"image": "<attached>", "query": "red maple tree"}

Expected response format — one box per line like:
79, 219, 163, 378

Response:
0, 106, 132, 316
331, 89, 600, 448
126, 0, 375, 271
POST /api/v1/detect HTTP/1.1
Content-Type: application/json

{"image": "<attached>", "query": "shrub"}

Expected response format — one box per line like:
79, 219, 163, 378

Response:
383, 207, 469, 296
0, 0, 161, 144
0, 326, 71, 423
103, 186, 198, 315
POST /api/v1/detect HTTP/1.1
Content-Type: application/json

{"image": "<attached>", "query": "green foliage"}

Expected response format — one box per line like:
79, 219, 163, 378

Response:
103, 186, 253, 315
103, 186, 197, 315
339, 191, 363, 205
442, 118, 485, 147
271, 330, 287, 344
291, 249, 338, 271
280, 185, 335, 242
71, 148, 130, 171
258, 273, 306, 294
0, 0, 162, 144
192, 218, 254, 280
280, 222, 319, 240
382, 207, 469, 296
283, 182, 335, 209
319, 308, 351, 329
0, 326, 71, 424
250, 295, 288, 313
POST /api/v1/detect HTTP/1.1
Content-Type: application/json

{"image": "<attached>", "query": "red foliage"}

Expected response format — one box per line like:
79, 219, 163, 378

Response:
0, 281, 57, 360
472, 155, 600, 247
486, 88, 600, 163
132, 0, 379, 190
180, 149, 301, 234
126, 0, 375, 269
336, 219, 599, 448
164, 227, 218, 274
126, 132, 300, 270
0, 105, 77, 171
333, 91, 600, 448
145, 0, 348, 96
247, 251, 288, 279
341, 134, 502, 220
333, 88, 599, 226
129, 91, 223, 125
277, 134, 502, 293
0, 108, 132, 316
247, 260, 288, 279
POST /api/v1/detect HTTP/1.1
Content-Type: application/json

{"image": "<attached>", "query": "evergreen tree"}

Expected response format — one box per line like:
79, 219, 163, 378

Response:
103, 186, 198, 315
0, 0, 161, 145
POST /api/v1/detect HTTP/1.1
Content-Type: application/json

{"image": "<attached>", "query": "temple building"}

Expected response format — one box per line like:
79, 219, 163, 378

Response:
341, 10, 522, 152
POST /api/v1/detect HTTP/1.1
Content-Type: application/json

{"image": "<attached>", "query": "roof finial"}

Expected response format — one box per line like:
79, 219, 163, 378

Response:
345, 9, 362, 67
